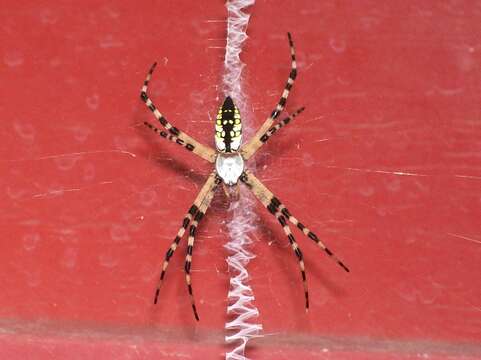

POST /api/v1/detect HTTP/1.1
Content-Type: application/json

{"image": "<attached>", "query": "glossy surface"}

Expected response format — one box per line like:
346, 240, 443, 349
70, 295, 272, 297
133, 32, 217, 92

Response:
215, 152, 244, 186
1, 1, 481, 358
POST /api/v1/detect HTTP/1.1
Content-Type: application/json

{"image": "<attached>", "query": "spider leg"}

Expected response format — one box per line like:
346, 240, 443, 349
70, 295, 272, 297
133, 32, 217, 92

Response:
275, 201, 350, 272
240, 170, 349, 272
144, 122, 198, 154
141, 62, 217, 163
257, 106, 305, 145
153, 172, 218, 305
275, 212, 309, 309
241, 32, 297, 160
184, 176, 220, 321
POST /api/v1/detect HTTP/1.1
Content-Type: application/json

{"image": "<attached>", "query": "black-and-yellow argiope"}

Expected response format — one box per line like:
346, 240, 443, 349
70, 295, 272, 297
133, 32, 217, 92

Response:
141, 33, 349, 321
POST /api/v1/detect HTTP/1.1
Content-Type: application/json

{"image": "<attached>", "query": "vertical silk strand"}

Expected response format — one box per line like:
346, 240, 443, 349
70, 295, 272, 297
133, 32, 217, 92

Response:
222, 1, 261, 360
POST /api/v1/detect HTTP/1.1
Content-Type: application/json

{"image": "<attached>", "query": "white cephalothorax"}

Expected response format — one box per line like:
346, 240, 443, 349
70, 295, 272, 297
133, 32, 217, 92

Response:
215, 151, 244, 186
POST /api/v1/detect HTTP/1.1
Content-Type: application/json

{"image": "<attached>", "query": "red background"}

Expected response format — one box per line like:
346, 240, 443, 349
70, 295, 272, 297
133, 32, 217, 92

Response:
1, 1, 481, 359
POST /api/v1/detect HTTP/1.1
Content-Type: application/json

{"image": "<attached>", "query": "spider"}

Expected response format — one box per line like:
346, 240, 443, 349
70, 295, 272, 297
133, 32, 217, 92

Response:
141, 33, 349, 321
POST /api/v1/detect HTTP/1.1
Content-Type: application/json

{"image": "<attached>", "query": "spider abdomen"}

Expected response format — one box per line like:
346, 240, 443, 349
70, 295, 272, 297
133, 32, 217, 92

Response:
215, 96, 242, 153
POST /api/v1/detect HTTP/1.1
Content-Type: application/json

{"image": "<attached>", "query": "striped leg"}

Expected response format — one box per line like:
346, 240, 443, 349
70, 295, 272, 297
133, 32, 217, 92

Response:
141, 62, 217, 163
241, 32, 298, 160
274, 212, 309, 309
240, 170, 349, 272
275, 201, 349, 272
257, 107, 305, 145
144, 122, 196, 153
184, 176, 220, 321
153, 172, 218, 304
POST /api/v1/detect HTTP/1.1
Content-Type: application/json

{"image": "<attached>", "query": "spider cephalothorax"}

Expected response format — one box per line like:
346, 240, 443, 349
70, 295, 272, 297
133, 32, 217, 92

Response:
141, 33, 349, 321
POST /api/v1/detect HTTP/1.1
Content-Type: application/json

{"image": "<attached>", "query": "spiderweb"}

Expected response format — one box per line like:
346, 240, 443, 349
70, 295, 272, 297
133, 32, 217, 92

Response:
222, 1, 262, 359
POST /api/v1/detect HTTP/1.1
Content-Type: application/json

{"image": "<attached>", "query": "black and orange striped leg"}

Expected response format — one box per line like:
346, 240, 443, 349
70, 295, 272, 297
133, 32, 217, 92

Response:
240, 170, 349, 273
153, 172, 218, 305
144, 122, 196, 154
184, 176, 220, 321
270, 32, 298, 120
272, 210, 309, 309
241, 32, 298, 160
275, 201, 350, 273
141, 62, 217, 163
258, 107, 305, 145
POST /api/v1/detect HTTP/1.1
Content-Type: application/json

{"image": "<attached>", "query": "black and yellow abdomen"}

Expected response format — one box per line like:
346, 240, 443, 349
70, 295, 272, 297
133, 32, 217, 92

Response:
215, 96, 242, 153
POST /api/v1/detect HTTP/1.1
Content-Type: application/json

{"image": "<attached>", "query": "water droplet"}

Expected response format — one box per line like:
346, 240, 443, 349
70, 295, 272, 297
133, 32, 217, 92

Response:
61, 248, 78, 269
4, 51, 24, 67
110, 224, 130, 242
23, 233, 40, 251
86, 94, 99, 110
13, 121, 35, 141
54, 155, 79, 171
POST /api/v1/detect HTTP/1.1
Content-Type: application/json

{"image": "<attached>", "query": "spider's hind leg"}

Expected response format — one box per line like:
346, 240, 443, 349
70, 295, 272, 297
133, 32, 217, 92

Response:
278, 203, 349, 272
184, 176, 220, 321
273, 211, 309, 309
153, 172, 218, 305
241, 170, 349, 271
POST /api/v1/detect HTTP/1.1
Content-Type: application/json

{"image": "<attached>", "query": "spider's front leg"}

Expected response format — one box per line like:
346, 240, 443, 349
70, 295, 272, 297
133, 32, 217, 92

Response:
241, 32, 301, 160
141, 62, 217, 163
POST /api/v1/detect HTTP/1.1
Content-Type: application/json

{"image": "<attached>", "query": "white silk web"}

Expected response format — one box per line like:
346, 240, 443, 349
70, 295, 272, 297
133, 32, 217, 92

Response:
222, 1, 262, 360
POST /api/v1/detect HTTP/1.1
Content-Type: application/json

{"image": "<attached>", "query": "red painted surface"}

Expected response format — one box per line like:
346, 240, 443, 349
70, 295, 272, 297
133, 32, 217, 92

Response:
1, 1, 481, 358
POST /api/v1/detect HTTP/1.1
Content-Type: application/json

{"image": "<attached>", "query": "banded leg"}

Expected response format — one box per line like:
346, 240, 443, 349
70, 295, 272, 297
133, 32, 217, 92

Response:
144, 122, 196, 153
184, 176, 220, 321
153, 172, 218, 304
275, 212, 309, 309
276, 200, 349, 272
258, 107, 305, 145
141, 62, 217, 163
241, 32, 298, 160
240, 170, 349, 273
